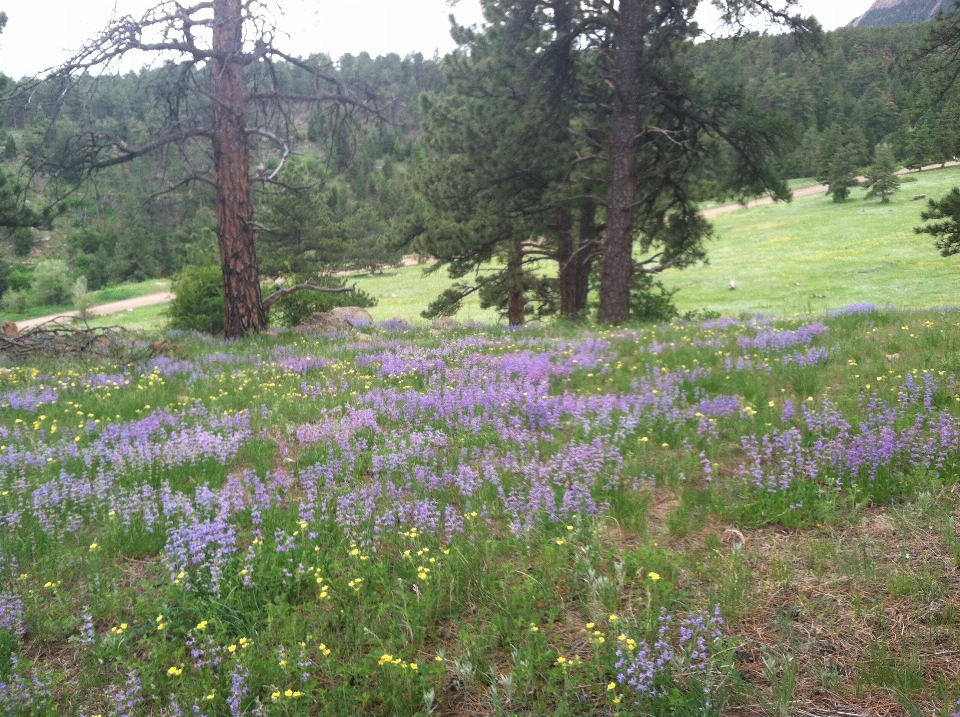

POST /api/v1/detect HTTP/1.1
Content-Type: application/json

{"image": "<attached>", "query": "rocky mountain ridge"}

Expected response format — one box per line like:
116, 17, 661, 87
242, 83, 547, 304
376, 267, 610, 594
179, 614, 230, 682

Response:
849, 0, 955, 27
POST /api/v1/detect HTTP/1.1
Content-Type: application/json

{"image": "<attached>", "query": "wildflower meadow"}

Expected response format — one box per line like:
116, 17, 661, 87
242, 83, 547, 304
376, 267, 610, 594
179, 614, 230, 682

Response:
0, 307, 958, 715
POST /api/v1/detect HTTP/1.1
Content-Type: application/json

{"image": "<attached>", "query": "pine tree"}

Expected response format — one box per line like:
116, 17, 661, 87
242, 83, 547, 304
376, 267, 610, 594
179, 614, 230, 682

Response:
915, 187, 960, 256
864, 143, 901, 204
35, 0, 378, 337
817, 126, 860, 203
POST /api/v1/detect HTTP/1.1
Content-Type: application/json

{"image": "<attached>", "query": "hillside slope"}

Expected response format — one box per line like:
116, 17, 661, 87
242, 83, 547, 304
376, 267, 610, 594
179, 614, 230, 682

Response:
849, 0, 955, 27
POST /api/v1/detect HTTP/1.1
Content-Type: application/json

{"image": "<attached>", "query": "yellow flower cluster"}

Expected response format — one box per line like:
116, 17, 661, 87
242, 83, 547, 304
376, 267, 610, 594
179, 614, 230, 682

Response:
378, 653, 418, 670
270, 689, 302, 701
308, 569, 332, 599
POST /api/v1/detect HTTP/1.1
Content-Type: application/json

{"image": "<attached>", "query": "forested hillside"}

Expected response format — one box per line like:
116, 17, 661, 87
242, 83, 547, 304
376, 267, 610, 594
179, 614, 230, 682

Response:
688, 23, 958, 179
0, 51, 441, 304
3, 16, 960, 323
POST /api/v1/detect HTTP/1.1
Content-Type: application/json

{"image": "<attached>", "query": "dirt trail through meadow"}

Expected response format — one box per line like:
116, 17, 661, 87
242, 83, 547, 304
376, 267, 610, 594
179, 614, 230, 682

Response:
11, 292, 173, 331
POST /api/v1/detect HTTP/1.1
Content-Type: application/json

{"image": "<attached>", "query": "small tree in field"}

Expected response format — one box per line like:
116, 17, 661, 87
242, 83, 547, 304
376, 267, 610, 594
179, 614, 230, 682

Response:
864, 144, 901, 204
915, 187, 960, 256
819, 146, 859, 203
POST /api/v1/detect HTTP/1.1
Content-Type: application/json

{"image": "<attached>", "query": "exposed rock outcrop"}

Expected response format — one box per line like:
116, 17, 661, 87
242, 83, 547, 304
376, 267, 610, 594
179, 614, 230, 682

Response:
330, 306, 373, 327
849, 0, 955, 28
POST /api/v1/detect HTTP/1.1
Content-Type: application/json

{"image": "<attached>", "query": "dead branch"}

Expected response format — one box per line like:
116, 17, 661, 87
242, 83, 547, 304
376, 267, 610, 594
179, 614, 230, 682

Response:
246, 128, 290, 180
262, 283, 356, 311
0, 321, 163, 363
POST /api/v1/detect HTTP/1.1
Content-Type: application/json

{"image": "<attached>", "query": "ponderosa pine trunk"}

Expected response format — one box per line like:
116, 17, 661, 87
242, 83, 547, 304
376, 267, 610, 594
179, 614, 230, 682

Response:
597, 0, 646, 324
556, 206, 578, 318
212, 0, 265, 337
507, 237, 525, 326
575, 198, 599, 315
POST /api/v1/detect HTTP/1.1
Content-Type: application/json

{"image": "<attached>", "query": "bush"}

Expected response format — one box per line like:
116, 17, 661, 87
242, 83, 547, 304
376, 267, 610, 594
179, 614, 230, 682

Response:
11, 228, 33, 257
30, 259, 72, 306
268, 273, 377, 328
1, 290, 29, 314
629, 273, 680, 324
71, 277, 96, 320
166, 264, 224, 335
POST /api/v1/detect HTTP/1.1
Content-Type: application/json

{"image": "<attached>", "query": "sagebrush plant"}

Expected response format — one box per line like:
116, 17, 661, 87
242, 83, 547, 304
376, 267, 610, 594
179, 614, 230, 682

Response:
0, 306, 958, 714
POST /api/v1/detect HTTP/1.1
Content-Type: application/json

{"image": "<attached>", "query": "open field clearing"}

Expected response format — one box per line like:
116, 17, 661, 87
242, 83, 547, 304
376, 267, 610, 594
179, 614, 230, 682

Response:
665, 167, 960, 316
0, 308, 958, 715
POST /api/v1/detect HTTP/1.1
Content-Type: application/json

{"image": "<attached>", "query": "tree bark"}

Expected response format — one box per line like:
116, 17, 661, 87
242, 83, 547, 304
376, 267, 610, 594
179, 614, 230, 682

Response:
556, 206, 578, 318
597, 0, 646, 325
576, 197, 599, 315
507, 236, 525, 326
212, 0, 265, 337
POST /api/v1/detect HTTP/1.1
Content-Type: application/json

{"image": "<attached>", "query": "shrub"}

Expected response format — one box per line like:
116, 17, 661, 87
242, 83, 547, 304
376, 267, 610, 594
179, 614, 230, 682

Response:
29, 259, 72, 306
11, 228, 33, 257
630, 273, 680, 324
1, 290, 29, 314
268, 273, 377, 328
71, 277, 96, 320
6, 264, 32, 294
166, 264, 224, 335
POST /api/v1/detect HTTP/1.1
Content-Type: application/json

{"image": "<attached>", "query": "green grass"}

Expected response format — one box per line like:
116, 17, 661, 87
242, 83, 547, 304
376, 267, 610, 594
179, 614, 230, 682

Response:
92, 279, 170, 304
84, 303, 170, 330
696, 176, 822, 209
664, 167, 960, 316
344, 264, 502, 325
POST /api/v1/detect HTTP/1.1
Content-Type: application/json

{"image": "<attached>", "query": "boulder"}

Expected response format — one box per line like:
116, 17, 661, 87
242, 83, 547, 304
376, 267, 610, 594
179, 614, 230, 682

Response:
331, 306, 373, 327
1, 321, 17, 337
381, 317, 413, 330
433, 316, 460, 330
294, 312, 352, 335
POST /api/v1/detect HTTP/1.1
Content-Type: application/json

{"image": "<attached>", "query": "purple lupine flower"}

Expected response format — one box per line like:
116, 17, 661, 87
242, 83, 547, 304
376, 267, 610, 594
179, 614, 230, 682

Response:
0, 592, 25, 639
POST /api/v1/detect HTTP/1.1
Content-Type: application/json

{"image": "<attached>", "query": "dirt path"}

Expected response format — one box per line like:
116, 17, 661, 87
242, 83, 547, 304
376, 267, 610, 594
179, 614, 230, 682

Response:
701, 160, 960, 218
11, 292, 174, 331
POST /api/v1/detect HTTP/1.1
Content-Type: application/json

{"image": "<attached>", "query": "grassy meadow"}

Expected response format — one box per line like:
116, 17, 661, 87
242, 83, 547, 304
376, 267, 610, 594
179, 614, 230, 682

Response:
664, 167, 960, 316
0, 309, 959, 715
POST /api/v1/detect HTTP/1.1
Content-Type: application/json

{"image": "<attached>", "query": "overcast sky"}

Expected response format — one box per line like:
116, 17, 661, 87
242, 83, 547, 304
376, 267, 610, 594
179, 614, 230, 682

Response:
0, 0, 877, 79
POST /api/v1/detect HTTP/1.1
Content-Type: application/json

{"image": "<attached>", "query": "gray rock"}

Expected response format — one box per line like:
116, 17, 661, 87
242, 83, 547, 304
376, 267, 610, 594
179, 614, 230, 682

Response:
294, 312, 352, 335
382, 317, 413, 330
331, 306, 374, 327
